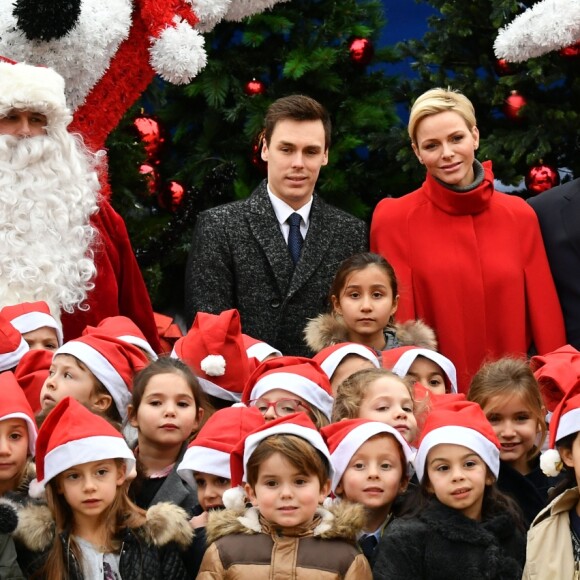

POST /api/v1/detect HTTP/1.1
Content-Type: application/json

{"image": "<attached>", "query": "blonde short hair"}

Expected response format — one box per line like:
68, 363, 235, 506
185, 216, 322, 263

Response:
408, 88, 476, 144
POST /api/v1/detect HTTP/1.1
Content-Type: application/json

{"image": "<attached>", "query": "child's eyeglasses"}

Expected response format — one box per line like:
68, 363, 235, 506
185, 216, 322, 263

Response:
248, 398, 310, 417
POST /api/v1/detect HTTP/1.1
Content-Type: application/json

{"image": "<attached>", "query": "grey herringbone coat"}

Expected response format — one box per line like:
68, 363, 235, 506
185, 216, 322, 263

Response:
184, 181, 368, 356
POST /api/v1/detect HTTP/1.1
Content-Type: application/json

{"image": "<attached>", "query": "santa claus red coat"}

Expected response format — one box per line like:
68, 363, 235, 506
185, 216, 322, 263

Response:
370, 160, 566, 392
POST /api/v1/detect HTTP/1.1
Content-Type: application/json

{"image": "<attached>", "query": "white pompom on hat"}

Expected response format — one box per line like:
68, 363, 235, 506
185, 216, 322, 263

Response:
320, 418, 413, 492
0, 57, 71, 127
414, 399, 500, 482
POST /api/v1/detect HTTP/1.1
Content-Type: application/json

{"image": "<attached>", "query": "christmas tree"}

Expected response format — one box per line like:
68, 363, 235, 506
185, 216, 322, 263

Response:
107, 0, 403, 312
390, 0, 580, 194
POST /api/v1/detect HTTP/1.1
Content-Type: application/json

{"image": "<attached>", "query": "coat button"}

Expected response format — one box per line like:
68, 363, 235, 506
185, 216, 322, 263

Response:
270, 299, 281, 308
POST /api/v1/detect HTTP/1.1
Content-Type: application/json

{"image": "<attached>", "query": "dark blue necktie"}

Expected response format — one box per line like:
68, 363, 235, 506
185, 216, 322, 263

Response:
359, 533, 378, 561
287, 212, 303, 264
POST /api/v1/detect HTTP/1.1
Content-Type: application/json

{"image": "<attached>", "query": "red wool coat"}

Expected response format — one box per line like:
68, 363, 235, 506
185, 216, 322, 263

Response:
60, 199, 161, 353
370, 161, 565, 392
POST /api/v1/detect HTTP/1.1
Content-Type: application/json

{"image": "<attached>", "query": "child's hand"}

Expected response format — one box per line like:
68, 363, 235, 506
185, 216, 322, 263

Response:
189, 511, 209, 529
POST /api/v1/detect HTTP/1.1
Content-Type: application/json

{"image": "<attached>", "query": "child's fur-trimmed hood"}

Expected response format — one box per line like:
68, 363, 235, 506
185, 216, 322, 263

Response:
14, 501, 193, 553
206, 500, 366, 545
304, 312, 437, 352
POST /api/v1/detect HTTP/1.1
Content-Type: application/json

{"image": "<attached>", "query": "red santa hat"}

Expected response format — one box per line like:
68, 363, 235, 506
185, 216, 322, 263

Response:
0, 57, 70, 127
55, 334, 149, 421
177, 406, 265, 486
83, 316, 157, 360
229, 412, 333, 489
530, 345, 580, 412
313, 343, 380, 380
242, 334, 282, 362
320, 418, 413, 492
0, 314, 29, 372
172, 309, 252, 402
33, 396, 135, 492
14, 348, 52, 414
539, 378, 580, 477
382, 346, 458, 394
242, 356, 334, 421
414, 399, 500, 482
1, 301, 63, 347
0, 371, 37, 454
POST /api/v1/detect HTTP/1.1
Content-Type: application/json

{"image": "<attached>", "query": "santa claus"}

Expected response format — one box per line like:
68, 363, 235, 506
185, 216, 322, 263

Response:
0, 57, 161, 351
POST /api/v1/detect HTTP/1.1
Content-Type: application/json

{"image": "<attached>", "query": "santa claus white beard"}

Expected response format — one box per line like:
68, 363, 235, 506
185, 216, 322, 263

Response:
0, 133, 99, 314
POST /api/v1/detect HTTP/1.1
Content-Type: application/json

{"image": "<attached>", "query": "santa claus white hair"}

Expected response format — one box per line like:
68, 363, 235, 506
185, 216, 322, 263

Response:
0, 62, 100, 315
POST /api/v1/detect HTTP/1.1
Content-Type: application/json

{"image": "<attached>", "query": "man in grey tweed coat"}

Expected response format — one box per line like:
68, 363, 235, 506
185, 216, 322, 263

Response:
184, 95, 368, 357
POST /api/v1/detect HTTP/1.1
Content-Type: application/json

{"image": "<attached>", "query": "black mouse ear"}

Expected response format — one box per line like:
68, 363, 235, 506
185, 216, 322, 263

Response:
13, 0, 81, 41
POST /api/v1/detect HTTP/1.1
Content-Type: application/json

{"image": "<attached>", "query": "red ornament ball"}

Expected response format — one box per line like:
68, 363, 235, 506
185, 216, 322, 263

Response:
525, 163, 560, 195
139, 163, 158, 195
244, 78, 266, 96
158, 180, 185, 212
494, 58, 512, 76
503, 91, 527, 121
134, 116, 164, 159
560, 41, 580, 58
349, 37, 374, 66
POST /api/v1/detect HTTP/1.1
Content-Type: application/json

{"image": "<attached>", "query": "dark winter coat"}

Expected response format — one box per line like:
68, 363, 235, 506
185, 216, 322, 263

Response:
0, 499, 24, 580
372, 498, 525, 580
184, 180, 368, 357
13, 501, 193, 579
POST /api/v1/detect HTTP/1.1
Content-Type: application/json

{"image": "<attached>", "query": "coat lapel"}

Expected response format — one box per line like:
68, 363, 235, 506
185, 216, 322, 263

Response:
246, 182, 294, 295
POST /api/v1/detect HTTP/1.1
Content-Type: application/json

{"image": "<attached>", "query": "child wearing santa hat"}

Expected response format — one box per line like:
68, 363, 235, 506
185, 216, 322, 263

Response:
14, 396, 192, 579
242, 356, 334, 428
126, 357, 207, 517
523, 379, 580, 577
1, 301, 63, 352
39, 334, 149, 427
176, 406, 265, 576
382, 346, 458, 395
313, 342, 380, 395
197, 412, 372, 579
0, 314, 29, 372
13, 349, 52, 413
332, 367, 419, 444
0, 371, 37, 499
320, 419, 413, 565
373, 399, 525, 580
172, 309, 255, 409
83, 315, 158, 360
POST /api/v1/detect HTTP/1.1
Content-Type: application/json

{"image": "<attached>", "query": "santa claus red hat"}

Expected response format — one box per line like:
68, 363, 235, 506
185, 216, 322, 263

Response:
382, 346, 458, 394
242, 334, 282, 362
320, 418, 413, 492
83, 316, 157, 361
1, 301, 63, 347
313, 343, 380, 380
229, 412, 333, 489
539, 379, 580, 477
0, 58, 70, 127
242, 356, 334, 421
0, 371, 37, 454
530, 345, 580, 412
0, 314, 29, 372
14, 348, 52, 414
177, 406, 265, 486
34, 396, 135, 490
55, 334, 149, 421
172, 309, 252, 402
414, 399, 500, 482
